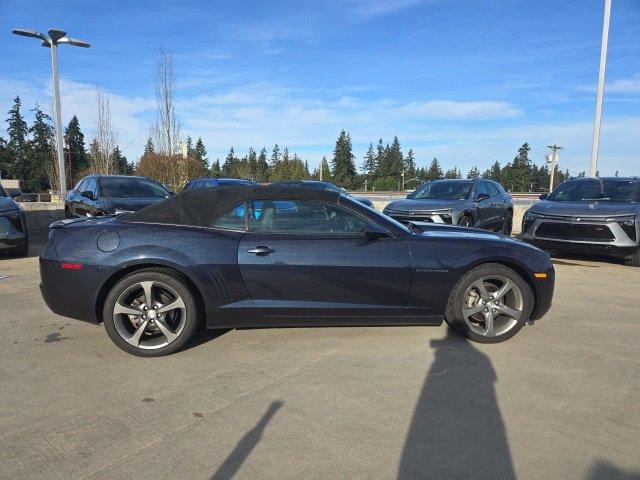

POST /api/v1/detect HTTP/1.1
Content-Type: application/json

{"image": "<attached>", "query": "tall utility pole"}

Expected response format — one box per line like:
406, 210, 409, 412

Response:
12, 28, 90, 198
590, 0, 612, 177
547, 144, 563, 191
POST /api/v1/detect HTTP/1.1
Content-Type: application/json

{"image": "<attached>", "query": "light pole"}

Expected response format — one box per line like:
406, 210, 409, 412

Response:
12, 28, 90, 198
589, 0, 612, 178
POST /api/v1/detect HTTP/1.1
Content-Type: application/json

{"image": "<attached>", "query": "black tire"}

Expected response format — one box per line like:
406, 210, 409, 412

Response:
458, 214, 474, 228
10, 239, 29, 257
501, 209, 513, 236
624, 248, 640, 267
445, 263, 534, 343
103, 268, 200, 356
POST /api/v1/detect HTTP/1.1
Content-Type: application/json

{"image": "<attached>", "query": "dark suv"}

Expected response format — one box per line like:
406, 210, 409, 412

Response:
383, 179, 514, 234
66, 175, 171, 218
0, 183, 28, 257
521, 177, 640, 266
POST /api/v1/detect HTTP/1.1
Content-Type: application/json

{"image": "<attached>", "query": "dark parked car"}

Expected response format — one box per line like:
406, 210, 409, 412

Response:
65, 175, 171, 218
522, 177, 640, 266
183, 177, 256, 190
0, 184, 28, 257
40, 185, 554, 356
384, 179, 514, 234
270, 180, 375, 208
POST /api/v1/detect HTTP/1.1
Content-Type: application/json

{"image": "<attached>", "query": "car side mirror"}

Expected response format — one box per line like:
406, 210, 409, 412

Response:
81, 190, 95, 200
539, 193, 548, 200
364, 222, 391, 240
476, 193, 490, 201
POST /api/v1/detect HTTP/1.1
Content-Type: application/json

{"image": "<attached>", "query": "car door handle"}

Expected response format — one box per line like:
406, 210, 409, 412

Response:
247, 246, 276, 255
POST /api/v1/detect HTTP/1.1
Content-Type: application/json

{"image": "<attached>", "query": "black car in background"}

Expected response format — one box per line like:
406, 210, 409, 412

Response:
384, 179, 514, 234
183, 177, 256, 190
270, 180, 375, 208
66, 175, 171, 218
522, 177, 640, 266
0, 183, 28, 257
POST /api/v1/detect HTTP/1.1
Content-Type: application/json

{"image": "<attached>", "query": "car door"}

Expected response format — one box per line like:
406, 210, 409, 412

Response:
237, 199, 412, 321
81, 178, 99, 216
485, 182, 503, 230
68, 178, 88, 216
472, 181, 491, 228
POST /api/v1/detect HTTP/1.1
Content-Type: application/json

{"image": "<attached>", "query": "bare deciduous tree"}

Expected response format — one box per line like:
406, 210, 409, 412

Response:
89, 87, 118, 175
152, 47, 181, 156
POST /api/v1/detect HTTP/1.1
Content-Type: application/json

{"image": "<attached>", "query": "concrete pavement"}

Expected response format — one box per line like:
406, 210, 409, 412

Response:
0, 246, 638, 480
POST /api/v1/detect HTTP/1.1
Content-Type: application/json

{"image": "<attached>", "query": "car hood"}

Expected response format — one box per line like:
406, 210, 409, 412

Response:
528, 200, 638, 217
0, 197, 19, 214
105, 196, 168, 212
385, 198, 464, 211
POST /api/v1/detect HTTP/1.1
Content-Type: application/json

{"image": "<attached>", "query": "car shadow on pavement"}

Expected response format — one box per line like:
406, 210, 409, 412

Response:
210, 401, 283, 480
398, 327, 515, 479
183, 327, 232, 351
585, 461, 640, 480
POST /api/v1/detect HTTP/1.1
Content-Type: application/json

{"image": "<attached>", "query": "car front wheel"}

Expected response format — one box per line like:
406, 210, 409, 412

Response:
458, 214, 474, 228
624, 248, 640, 267
501, 210, 513, 236
445, 263, 534, 343
103, 268, 200, 356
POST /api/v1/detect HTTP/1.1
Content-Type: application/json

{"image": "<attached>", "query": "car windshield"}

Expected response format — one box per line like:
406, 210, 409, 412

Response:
409, 181, 473, 200
547, 180, 640, 203
99, 177, 169, 198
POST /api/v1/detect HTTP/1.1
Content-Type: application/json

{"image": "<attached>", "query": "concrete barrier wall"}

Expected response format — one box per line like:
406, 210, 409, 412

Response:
21, 202, 65, 235
372, 201, 527, 235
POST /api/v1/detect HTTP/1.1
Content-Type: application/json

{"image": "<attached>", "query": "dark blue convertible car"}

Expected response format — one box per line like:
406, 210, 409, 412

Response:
40, 185, 554, 356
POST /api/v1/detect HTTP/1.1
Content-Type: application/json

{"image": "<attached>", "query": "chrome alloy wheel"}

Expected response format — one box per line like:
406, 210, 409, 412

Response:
461, 275, 523, 337
113, 281, 186, 350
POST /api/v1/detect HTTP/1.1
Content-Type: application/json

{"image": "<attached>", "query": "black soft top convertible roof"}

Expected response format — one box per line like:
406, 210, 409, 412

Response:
125, 184, 340, 227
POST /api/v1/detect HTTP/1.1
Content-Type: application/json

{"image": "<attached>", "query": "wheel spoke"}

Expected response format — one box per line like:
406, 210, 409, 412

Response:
157, 298, 185, 314
114, 303, 143, 317
493, 279, 514, 301
154, 318, 178, 343
462, 304, 485, 318
483, 311, 495, 336
472, 280, 490, 301
496, 304, 521, 319
140, 281, 155, 306
125, 320, 149, 346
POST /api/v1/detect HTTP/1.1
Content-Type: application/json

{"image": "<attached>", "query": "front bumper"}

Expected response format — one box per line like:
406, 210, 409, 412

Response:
0, 211, 28, 251
521, 215, 638, 258
384, 209, 454, 225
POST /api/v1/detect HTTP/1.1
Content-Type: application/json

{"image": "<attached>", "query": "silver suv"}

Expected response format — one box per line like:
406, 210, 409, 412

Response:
521, 177, 640, 266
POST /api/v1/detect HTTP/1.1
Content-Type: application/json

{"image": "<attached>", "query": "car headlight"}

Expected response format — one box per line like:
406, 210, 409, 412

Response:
522, 212, 539, 232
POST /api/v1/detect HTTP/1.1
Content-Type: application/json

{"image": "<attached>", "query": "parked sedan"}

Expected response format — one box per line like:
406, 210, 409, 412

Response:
40, 185, 554, 356
0, 183, 28, 257
270, 180, 375, 208
521, 177, 640, 266
384, 179, 514, 234
66, 175, 171, 218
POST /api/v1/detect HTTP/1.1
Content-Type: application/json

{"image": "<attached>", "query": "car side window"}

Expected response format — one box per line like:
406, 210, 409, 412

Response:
247, 200, 368, 235
474, 182, 488, 198
77, 178, 89, 192
86, 179, 98, 196
212, 203, 247, 231
486, 182, 500, 197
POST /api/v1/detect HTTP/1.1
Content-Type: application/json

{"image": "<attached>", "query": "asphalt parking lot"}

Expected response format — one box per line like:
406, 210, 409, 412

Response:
0, 244, 638, 480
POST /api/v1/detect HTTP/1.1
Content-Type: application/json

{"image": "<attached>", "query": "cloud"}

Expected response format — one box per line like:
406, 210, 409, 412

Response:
397, 100, 521, 119
346, 0, 432, 18
577, 74, 640, 94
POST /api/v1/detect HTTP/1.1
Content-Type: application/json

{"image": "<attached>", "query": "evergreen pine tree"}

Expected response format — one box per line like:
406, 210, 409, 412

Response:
404, 149, 416, 178
210, 159, 221, 177
193, 137, 209, 171
27, 104, 55, 192
426, 158, 443, 180
0, 137, 9, 179
222, 147, 237, 177
270, 143, 281, 168
112, 146, 133, 175
362, 143, 376, 177
185, 136, 194, 157
331, 130, 356, 188
143, 137, 155, 156
64, 115, 87, 186
319, 156, 331, 182
256, 148, 269, 182
247, 147, 258, 180
5, 96, 28, 185
387, 136, 403, 178
467, 166, 480, 179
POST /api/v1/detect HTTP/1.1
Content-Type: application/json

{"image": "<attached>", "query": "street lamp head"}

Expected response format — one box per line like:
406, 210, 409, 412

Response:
48, 29, 67, 42
59, 37, 91, 48
12, 28, 50, 44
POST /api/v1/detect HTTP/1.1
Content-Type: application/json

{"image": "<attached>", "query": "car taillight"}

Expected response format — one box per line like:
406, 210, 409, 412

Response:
60, 262, 84, 270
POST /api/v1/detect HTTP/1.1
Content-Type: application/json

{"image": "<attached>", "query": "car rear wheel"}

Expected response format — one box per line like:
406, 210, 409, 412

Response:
445, 263, 534, 343
458, 214, 474, 228
501, 210, 513, 236
624, 248, 640, 267
103, 268, 200, 356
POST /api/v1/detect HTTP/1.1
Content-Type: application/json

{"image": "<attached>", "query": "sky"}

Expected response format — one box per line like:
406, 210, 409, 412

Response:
1, 0, 639, 176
